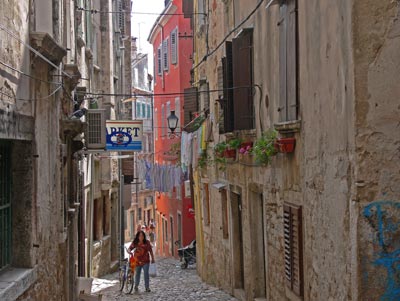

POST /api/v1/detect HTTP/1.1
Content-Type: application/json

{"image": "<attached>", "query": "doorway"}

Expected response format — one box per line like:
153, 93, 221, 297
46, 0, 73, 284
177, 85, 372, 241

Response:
231, 192, 244, 289
251, 192, 267, 298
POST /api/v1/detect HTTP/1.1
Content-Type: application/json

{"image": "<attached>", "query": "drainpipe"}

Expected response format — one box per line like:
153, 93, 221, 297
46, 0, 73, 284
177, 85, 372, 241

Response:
88, 155, 94, 277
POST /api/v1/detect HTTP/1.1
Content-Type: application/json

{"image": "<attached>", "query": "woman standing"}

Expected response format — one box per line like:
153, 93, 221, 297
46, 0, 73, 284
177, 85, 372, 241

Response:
128, 230, 155, 292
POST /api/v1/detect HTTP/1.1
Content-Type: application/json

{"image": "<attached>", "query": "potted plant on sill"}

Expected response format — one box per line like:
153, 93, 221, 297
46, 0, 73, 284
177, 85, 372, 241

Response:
198, 151, 210, 169
214, 138, 242, 160
252, 130, 278, 165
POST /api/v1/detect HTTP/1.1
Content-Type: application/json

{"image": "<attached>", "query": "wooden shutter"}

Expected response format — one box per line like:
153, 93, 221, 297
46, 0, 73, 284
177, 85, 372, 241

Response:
279, 0, 298, 122
283, 204, 303, 297
287, 0, 298, 121
183, 87, 199, 126
232, 28, 254, 130
157, 46, 162, 75
182, 0, 193, 18
223, 42, 234, 133
171, 28, 178, 65
118, 0, 125, 35
163, 39, 169, 71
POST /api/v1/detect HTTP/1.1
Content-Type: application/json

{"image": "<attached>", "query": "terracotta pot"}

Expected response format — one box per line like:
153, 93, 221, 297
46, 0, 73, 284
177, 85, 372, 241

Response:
240, 142, 253, 149
277, 138, 296, 153
223, 149, 236, 159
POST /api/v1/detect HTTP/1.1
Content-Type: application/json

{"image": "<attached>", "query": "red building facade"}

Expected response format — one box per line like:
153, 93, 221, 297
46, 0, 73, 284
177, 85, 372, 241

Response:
148, 0, 195, 257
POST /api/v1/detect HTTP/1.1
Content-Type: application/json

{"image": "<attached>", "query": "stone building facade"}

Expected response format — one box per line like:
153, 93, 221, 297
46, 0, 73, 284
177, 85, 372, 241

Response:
188, 0, 400, 300
0, 1, 84, 300
0, 0, 132, 300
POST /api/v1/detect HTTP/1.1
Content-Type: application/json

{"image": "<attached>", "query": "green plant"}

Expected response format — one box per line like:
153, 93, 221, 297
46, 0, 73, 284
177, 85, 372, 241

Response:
252, 130, 278, 165
227, 138, 243, 150
214, 141, 228, 156
198, 151, 210, 169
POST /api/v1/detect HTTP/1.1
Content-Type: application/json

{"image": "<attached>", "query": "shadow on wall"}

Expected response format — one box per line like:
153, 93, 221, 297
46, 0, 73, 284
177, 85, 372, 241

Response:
362, 201, 400, 301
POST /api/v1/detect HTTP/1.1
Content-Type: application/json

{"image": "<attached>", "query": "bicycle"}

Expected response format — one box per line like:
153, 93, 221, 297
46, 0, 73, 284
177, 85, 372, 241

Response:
119, 247, 136, 294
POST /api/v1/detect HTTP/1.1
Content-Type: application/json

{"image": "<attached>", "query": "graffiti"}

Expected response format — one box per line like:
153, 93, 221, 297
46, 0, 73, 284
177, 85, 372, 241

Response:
363, 201, 400, 301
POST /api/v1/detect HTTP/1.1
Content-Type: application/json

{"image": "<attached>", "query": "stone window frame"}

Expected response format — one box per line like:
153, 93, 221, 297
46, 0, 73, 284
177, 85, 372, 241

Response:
0, 141, 37, 300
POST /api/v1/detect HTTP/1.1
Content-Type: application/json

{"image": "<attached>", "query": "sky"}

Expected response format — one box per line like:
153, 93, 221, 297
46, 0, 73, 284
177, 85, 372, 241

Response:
131, 0, 165, 80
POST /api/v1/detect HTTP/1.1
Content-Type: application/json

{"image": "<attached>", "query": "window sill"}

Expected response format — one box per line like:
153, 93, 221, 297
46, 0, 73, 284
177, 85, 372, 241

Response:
274, 119, 301, 134
0, 267, 37, 300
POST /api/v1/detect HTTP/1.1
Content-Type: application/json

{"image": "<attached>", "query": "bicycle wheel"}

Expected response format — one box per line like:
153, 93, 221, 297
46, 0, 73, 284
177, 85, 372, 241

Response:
124, 270, 135, 294
119, 267, 126, 291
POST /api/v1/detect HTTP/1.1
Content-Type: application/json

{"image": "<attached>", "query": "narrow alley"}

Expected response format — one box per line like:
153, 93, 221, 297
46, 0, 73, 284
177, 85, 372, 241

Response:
91, 258, 238, 301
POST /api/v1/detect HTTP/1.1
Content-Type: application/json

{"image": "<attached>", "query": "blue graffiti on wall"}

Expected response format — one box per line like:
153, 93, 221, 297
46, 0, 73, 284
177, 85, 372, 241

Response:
363, 201, 400, 301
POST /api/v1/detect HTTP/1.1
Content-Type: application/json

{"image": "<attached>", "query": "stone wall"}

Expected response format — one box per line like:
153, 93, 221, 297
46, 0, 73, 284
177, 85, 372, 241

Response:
193, 0, 400, 300
352, 1, 400, 300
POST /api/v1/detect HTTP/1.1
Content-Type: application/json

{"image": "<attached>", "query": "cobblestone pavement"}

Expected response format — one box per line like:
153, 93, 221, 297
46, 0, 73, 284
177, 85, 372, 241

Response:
91, 257, 238, 301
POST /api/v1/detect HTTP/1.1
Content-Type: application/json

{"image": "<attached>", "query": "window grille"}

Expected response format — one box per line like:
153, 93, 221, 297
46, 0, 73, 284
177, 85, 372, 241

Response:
0, 140, 12, 270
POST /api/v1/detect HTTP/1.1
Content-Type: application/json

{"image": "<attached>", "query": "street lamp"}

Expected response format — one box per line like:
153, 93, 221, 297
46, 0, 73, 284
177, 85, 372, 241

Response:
167, 110, 180, 138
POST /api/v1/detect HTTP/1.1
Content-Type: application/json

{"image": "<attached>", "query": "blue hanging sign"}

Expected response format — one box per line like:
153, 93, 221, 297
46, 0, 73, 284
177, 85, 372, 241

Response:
106, 120, 143, 151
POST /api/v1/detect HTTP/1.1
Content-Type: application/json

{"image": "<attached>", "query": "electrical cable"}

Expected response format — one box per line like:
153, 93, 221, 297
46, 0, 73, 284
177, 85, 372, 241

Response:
78, 85, 257, 99
192, 0, 271, 71
0, 60, 62, 85
0, 85, 63, 101
75, 7, 207, 16
0, 23, 72, 79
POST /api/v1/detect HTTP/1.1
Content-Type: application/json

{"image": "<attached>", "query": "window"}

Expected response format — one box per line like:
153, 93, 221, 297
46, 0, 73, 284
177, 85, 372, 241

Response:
221, 189, 228, 239
142, 103, 146, 118
171, 28, 178, 65
232, 28, 254, 130
138, 207, 142, 221
279, 0, 298, 122
157, 45, 162, 75
0, 141, 11, 270
136, 101, 141, 118
154, 108, 158, 140
163, 39, 169, 71
146, 104, 151, 119
164, 218, 168, 242
283, 203, 303, 297
202, 184, 210, 225
183, 87, 199, 126
176, 183, 182, 200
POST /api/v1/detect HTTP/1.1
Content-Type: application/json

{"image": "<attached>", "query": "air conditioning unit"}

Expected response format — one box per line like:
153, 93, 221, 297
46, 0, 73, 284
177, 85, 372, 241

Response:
86, 109, 106, 149
184, 180, 191, 198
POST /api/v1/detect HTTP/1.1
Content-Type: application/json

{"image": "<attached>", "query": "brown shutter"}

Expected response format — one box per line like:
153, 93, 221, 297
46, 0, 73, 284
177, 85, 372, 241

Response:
232, 28, 254, 130
223, 42, 234, 132
183, 0, 193, 18
287, 0, 298, 121
279, 4, 288, 121
283, 203, 303, 297
183, 87, 199, 126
